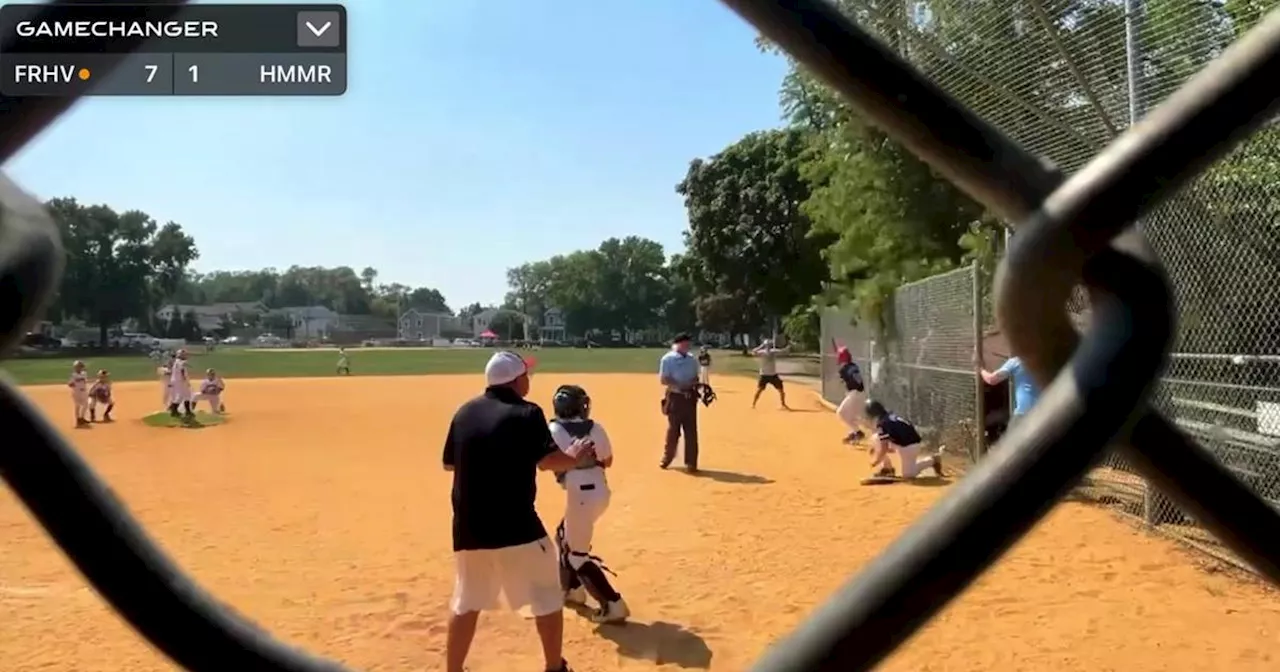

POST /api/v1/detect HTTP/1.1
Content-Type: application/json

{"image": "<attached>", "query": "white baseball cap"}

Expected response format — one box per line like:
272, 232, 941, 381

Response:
485, 351, 530, 387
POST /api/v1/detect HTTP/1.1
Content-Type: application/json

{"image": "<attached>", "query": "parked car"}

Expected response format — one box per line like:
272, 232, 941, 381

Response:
21, 332, 61, 350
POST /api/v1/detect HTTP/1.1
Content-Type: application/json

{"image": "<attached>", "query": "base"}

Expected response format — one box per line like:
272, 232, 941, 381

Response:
142, 410, 228, 429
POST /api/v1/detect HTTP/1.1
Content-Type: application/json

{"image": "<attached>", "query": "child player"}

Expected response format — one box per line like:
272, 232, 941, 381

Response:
834, 343, 866, 444
864, 399, 944, 480
168, 348, 195, 420
68, 360, 89, 427
696, 345, 711, 384
548, 384, 630, 624
336, 347, 351, 375
89, 369, 114, 423
195, 368, 226, 414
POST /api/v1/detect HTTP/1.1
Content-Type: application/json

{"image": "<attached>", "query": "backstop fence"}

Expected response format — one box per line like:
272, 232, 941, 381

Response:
820, 0, 1280, 570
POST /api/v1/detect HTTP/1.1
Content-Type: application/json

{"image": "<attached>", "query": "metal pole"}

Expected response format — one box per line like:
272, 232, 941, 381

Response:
1126, 0, 1162, 526
972, 264, 987, 459
1125, 0, 1145, 125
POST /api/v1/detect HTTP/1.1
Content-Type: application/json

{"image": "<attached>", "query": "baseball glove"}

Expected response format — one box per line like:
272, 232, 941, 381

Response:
696, 383, 717, 407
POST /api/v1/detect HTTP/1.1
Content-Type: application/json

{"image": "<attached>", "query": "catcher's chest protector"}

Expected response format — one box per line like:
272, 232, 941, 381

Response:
552, 419, 601, 470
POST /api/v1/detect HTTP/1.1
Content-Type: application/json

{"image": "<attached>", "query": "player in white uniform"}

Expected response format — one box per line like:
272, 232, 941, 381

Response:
548, 384, 630, 624
88, 369, 114, 423
167, 349, 195, 419
68, 360, 89, 427
336, 347, 350, 375
195, 368, 226, 414
158, 353, 175, 410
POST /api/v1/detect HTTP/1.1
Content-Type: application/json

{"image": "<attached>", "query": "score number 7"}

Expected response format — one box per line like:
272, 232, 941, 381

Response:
143, 64, 199, 83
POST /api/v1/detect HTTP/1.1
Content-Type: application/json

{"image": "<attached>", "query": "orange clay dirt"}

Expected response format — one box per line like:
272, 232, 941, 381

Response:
2, 374, 1278, 672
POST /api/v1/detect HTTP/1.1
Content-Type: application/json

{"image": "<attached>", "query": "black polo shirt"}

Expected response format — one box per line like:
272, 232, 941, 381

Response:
442, 386, 557, 551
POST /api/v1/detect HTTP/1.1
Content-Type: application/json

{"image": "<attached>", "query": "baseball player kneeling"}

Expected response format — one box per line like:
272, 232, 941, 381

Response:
864, 399, 944, 480
549, 384, 630, 624
195, 368, 226, 414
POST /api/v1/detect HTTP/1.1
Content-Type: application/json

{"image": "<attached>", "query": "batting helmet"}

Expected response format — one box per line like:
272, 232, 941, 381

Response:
864, 398, 888, 420
551, 384, 591, 420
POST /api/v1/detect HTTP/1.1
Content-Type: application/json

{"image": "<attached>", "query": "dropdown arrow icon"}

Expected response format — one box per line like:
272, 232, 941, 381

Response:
306, 21, 332, 37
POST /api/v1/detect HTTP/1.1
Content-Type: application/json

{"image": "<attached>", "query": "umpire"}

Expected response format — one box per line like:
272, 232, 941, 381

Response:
659, 333, 701, 472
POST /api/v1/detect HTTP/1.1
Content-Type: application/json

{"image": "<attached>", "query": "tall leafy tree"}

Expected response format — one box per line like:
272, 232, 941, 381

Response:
676, 128, 835, 333
46, 198, 199, 345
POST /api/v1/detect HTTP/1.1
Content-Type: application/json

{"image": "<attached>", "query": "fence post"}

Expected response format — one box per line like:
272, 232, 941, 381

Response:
972, 264, 987, 460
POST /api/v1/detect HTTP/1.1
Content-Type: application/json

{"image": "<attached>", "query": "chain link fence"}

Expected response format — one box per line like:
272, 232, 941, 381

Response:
819, 0, 1280, 570
821, 265, 984, 466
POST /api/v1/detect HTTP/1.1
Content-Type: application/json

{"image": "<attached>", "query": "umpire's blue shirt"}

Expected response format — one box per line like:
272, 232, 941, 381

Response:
660, 350, 699, 387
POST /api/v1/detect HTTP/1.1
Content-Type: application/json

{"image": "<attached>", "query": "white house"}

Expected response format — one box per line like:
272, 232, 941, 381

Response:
472, 308, 500, 337
267, 306, 341, 340
155, 301, 268, 335
397, 309, 464, 341
540, 307, 567, 341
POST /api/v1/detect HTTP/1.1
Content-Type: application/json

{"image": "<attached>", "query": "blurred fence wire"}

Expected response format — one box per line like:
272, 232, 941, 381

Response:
819, 0, 1280, 569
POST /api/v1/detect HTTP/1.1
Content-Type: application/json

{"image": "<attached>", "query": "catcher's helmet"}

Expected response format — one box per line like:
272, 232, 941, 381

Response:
552, 384, 591, 420
864, 398, 888, 419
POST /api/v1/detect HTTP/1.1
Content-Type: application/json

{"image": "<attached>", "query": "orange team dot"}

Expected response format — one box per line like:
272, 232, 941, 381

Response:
77, 68, 91, 80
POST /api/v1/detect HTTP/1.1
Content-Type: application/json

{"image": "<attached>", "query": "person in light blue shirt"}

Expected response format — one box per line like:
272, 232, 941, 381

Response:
981, 356, 1041, 422
659, 333, 701, 472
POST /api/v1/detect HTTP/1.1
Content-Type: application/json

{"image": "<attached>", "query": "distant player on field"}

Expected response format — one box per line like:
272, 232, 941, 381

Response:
89, 369, 114, 423
751, 338, 791, 410
696, 345, 711, 384
195, 368, 226, 414
337, 347, 351, 375
68, 360, 89, 427
159, 352, 175, 410
168, 349, 195, 419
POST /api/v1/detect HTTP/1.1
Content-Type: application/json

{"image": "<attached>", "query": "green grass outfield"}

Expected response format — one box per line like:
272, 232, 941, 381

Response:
1, 347, 820, 386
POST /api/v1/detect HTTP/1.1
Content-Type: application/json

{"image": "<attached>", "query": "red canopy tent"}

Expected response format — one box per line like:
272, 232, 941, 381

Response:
479, 330, 498, 339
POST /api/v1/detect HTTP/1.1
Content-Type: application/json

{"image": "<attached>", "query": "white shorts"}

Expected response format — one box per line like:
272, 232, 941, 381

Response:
451, 537, 563, 617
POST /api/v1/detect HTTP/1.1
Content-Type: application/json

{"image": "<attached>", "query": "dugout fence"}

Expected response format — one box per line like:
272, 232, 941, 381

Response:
819, 0, 1280, 572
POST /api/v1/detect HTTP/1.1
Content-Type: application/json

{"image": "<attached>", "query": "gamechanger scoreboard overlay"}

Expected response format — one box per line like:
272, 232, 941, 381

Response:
0, 4, 347, 96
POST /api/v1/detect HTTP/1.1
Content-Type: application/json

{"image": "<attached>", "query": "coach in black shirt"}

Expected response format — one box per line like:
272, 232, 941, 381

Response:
442, 351, 590, 672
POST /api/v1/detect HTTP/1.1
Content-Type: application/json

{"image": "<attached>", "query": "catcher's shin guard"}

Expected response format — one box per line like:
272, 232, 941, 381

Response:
572, 554, 622, 604
555, 521, 582, 592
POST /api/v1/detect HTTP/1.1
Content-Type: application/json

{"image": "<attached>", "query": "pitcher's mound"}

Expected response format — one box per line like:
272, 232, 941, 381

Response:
141, 411, 227, 429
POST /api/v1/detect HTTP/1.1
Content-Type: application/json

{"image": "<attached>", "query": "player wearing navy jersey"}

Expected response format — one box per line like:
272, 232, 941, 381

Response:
864, 399, 943, 479
696, 346, 711, 384
833, 345, 866, 443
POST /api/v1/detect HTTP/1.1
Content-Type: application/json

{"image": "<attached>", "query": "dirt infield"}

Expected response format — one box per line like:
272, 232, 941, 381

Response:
2, 374, 1278, 671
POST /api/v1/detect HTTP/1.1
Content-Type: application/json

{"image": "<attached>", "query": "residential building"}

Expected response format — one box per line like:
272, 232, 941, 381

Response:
397, 309, 464, 341
540, 307, 567, 341
155, 302, 269, 335
267, 305, 341, 340
471, 308, 500, 337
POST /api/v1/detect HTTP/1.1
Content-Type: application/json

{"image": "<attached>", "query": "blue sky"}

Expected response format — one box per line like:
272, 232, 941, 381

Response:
8, 0, 789, 309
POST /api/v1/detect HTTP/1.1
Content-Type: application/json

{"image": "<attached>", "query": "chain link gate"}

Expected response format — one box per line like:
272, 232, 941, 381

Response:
4, 1, 1280, 671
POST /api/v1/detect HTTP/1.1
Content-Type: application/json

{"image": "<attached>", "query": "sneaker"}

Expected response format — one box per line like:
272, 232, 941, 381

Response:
590, 598, 630, 624
547, 659, 573, 672
565, 587, 587, 605
876, 466, 896, 479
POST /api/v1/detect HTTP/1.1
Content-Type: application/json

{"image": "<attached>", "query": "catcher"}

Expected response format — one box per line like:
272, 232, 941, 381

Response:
195, 368, 226, 414
88, 369, 114, 423
548, 384, 630, 624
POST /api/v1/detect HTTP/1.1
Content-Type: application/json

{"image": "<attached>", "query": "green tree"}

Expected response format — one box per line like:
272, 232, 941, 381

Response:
46, 198, 199, 347
180, 310, 201, 341
407, 286, 451, 314
676, 128, 835, 332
